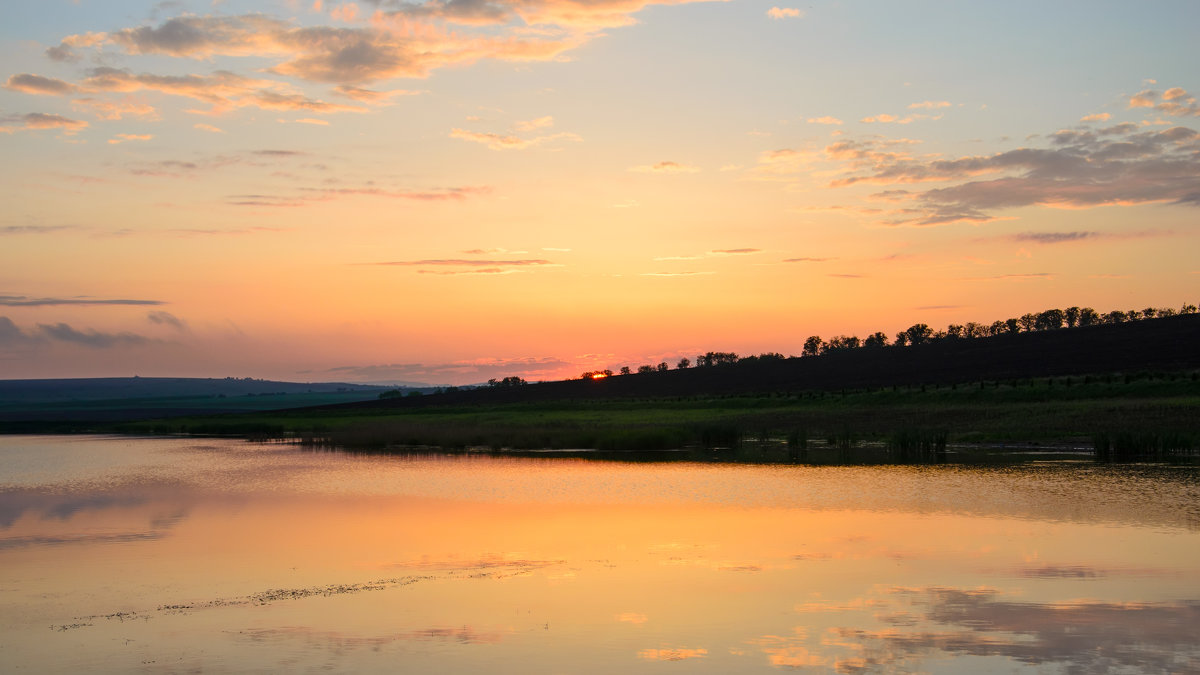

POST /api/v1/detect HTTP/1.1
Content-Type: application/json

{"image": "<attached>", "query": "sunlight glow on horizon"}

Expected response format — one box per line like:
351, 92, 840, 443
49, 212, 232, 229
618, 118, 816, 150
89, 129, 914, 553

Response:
1, 0, 1198, 385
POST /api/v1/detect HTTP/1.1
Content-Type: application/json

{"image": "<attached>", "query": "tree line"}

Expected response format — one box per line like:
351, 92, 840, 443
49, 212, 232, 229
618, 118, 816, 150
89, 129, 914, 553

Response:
587, 302, 1199, 377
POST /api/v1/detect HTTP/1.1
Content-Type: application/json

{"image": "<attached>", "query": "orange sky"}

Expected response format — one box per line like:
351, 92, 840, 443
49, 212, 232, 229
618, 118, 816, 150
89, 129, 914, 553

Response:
2, 1, 1198, 384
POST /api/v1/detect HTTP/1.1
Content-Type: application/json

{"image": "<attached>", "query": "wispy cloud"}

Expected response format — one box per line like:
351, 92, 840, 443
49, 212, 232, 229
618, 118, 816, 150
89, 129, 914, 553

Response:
807, 116, 843, 125
0, 295, 164, 307
908, 101, 951, 110
782, 257, 835, 263
710, 248, 761, 255
147, 310, 187, 330
450, 128, 580, 151
629, 161, 701, 174
1128, 86, 1200, 117
369, 259, 554, 267
767, 7, 803, 19
0, 112, 88, 134
826, 122, 1200, 226
108, 133, 153, 144
4, 74, 77, 95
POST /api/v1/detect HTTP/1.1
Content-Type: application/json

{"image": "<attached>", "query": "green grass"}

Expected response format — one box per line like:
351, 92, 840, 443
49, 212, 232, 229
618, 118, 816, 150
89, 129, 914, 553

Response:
97, 373, 1200, 460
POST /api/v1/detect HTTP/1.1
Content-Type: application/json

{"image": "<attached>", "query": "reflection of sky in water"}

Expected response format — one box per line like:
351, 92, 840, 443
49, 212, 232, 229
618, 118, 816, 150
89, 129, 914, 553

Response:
1, 436, 1198, 673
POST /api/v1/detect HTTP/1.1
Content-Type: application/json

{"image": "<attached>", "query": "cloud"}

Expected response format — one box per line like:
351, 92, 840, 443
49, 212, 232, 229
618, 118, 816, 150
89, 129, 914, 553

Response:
637, 648, 708, 661
450, 127, 580, 150
292, 117, 330, 125
782, 257, 834, 263
194, 123, 224, 133
228, 184, 490, 206
370, 258, 553, 266
1081, 112, 1112, 122
0, 295, 164, 307
1128, 86, 1200, 117
108, 133, 153, 144
629, 161, 700, 174
333, 84, 423, 102
965, 272, 1054, 281
861, 113, 915, 124
807, 116, 843, 125
0, 225, 77, 235
71, 98, 159, 120
78, 67, 364, 115
908, 100, 951, 110
1009, 231, 1097, 244
514, 115, 554, 131
640, 271, 715, 277
766, 7, 803, 19
147, 310, 187, 330
827, 122, 1200, 226
4, 73, 78, 95
0, 113, 88, 134
0, 317, 31, 346
35, 322, 154, 348
326, 356, 573, 384
710, 248, 761, 255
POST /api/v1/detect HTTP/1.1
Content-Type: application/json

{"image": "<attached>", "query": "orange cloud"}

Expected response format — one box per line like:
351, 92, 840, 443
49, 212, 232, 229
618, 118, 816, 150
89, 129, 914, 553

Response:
0, 112, 88, 134
767, 7, 803, 19
629, 161, 700, 173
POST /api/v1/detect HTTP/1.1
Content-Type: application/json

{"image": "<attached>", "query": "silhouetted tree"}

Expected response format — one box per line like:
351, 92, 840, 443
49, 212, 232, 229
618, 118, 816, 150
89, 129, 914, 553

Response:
488, 376, 527, 387
894, 332, 909, 347
698, 351, 739, 366
1018, 313, 1038, 332
863, 331, 889, 348
637, 365, 655, 374
944, 324, 964, 339
619, 366, 632, 376
676, 357, 691, 369
1078, 307, 1099, 326
903, 323, 932, 345
657, 362, 669, 372
1142, 307, 1157, 319
826, 335, 860, 350
989, 320, 1006, 336
964, 322, 985, 338
1005, 318, 1021, 334
1064, 306, 1081, 328
802, 336, 824, 356
1181, 304, 1198, 315
1035, 309, 1065, 331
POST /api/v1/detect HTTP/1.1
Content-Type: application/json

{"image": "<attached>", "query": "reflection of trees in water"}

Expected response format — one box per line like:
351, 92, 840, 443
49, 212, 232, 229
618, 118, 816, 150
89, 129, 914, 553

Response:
827, 587, 1200, 674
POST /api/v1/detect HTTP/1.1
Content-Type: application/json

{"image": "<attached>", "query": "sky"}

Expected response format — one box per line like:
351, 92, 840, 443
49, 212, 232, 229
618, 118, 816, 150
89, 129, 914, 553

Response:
1, 0, 1198, 385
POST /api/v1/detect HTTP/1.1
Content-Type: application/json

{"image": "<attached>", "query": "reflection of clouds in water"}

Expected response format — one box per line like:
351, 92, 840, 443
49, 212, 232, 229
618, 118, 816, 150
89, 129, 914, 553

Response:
239, 625, 506, 649
833, 587, 1200, 673
747, 628, 833, 668
0, 489, 191, 549
637, 647, 708, 661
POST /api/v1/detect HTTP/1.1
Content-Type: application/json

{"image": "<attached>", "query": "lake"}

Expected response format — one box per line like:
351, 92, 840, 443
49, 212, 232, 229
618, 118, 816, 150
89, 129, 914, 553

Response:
2, 435, 1198, 673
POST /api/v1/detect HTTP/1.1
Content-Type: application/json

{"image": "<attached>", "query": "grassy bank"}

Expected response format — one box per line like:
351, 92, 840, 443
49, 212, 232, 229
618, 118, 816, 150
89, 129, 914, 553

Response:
102, 372, 1200, 461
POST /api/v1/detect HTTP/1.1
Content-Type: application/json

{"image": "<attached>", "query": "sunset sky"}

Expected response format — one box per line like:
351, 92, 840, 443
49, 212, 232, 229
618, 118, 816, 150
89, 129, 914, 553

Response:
2, 0, 1198, 385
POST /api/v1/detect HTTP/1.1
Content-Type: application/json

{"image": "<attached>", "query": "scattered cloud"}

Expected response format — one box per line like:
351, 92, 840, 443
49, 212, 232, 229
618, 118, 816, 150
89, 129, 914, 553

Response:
908, 100, 951, 110
0, 225, 77, 235
629, 161, 701, 174
292, 117, 330, 125
861, 113, 915, 124
0, 112, 88, 135
108, 133, 153, 144
147, 310, 187, 330
514, 116, 554, 131
767, 7, 803, 19
369, 259, 553, 267
827, 122, 1200, 226
710, 248, 761, 255
640, 271, 715, 277
1009, 231, 1097, 244
4, 73, 77, 95
637, 648, 708, 661
38, 322, 154, 348
782, 257, 834, 263
194, 123, 224, 133
450, 127, 580, 150
807, 116, 843, 125
0, 295, 164, 307
1128, 86, 1200, 117
1081, 112, 1112, 122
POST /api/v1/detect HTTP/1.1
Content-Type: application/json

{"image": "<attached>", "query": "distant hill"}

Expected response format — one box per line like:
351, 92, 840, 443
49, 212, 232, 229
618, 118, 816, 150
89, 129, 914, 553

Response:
0, 377, 395, 425
0, 376, 388, 404
323, 313, 1200, 411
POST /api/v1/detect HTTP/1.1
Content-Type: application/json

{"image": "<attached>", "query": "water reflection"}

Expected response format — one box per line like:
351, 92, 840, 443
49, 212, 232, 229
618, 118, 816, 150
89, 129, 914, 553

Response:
0, 436, 1197, 673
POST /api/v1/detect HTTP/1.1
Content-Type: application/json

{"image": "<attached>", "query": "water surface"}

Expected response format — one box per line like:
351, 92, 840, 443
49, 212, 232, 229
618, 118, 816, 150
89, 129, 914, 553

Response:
2, 435, 1198, 673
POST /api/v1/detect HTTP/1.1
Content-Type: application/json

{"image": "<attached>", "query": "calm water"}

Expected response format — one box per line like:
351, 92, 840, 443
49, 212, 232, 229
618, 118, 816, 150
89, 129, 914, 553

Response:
2, 436, 1199, 673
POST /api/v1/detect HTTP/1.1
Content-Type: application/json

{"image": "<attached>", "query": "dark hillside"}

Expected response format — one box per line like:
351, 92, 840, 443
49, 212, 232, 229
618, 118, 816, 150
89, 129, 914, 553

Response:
323, 314, 1200, 412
